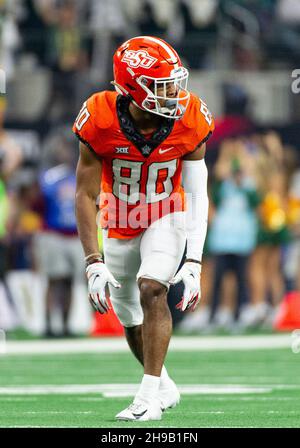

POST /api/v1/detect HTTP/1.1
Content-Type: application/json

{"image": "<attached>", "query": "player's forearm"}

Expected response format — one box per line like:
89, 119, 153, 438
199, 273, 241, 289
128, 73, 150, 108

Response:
182, 159, 209, 262
75, 142, 102, 258
75, 191, 100, 257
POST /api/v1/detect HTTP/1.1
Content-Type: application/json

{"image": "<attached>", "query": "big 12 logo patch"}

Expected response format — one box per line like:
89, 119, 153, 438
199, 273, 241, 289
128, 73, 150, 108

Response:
121, 50, 157, 69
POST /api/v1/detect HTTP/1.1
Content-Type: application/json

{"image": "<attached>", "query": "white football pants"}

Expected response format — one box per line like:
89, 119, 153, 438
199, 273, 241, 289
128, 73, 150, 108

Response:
102, 212, 186, 327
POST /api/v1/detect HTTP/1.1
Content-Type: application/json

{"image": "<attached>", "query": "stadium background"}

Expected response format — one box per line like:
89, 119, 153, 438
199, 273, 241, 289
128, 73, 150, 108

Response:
1, 0, 300, 428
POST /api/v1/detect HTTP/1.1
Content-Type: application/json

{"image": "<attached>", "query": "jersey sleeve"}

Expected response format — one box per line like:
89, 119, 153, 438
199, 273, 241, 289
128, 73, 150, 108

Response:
72, 95, 100, 156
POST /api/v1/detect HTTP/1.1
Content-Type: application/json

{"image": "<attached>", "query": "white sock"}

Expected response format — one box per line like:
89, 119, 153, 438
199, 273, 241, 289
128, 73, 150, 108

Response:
136, 374, 160, 401
160, 365, 172, 389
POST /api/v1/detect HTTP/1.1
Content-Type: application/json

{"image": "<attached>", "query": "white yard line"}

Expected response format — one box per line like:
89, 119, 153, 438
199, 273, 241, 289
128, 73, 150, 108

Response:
0, 384, 274, 396
0, 334, 293, 355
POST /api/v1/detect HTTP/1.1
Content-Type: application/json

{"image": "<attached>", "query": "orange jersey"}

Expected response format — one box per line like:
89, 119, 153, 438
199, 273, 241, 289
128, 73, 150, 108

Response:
73, 91, 214, 239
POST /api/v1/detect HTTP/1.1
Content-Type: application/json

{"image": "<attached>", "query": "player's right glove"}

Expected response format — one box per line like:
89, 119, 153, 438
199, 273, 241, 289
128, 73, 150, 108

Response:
86, 262, 121, 314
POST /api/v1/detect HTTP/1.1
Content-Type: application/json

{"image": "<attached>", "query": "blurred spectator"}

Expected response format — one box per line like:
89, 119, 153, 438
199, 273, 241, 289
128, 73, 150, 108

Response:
0, 98, 23, 182
45, 0, 89, 71
246, 132, 291, 327
265, 0, 300, 66
0, 152, 9, 322
232, 35, 263, 71
177, 0, 218, 68
208, 139, 260, 328
8, 172, 43, 271
207, 84, 254, 153
0, 96, 23, 250
88, 0, 127, 85
44, 0, 90, 122
0, 0, 20, 79
33, 132, 85, 337
17, 0, 48, 66
284, 155, 300, 292
0, 166, 14, 330
144, 0, 182, 44
138, 1, 167, 36
0, 96, 23, 330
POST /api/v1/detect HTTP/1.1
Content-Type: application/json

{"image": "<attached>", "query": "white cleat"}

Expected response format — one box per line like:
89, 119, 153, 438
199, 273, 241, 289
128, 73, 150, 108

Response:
115, 398, 162, 421
159, 379, 181, 411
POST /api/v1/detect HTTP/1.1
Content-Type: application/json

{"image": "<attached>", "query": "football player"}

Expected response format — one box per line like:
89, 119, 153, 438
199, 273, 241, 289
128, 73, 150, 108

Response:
73, 36, 214, 421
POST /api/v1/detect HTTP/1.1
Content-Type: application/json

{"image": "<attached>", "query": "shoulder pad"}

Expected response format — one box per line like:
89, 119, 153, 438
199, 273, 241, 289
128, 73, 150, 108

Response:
181, 92, 215, 151
88, 91, 117, 129
181, 93, 201, 129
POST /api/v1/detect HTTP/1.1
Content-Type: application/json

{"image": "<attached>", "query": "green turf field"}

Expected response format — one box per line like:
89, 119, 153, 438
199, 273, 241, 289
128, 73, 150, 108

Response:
0, 338, 300, 428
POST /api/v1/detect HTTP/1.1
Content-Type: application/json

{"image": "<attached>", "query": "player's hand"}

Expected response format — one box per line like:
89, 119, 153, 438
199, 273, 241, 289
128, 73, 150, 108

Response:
86, 262, 121, 314
169, 262, 201, 312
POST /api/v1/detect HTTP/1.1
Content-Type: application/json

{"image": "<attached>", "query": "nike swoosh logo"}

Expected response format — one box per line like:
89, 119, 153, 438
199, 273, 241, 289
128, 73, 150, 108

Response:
132, 409, 147, 419
158, 147, 174, 154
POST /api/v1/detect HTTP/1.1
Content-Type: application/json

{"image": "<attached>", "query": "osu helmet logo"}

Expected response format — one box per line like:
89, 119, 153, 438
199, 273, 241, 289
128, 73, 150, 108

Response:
121, 50, 157, 69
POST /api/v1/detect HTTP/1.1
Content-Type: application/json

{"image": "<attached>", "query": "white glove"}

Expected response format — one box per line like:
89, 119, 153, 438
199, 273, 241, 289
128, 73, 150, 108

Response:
86, 262, 121, 314
169, 262, 201, 312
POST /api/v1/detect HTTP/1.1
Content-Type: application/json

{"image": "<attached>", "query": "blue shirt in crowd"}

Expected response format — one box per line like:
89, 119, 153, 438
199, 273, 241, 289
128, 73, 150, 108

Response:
39, 164, 77, 233
208, 178, 259, 255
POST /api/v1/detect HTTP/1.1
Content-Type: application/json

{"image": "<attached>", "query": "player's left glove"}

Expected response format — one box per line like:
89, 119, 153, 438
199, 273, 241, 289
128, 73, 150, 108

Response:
169, 262, 201, 312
